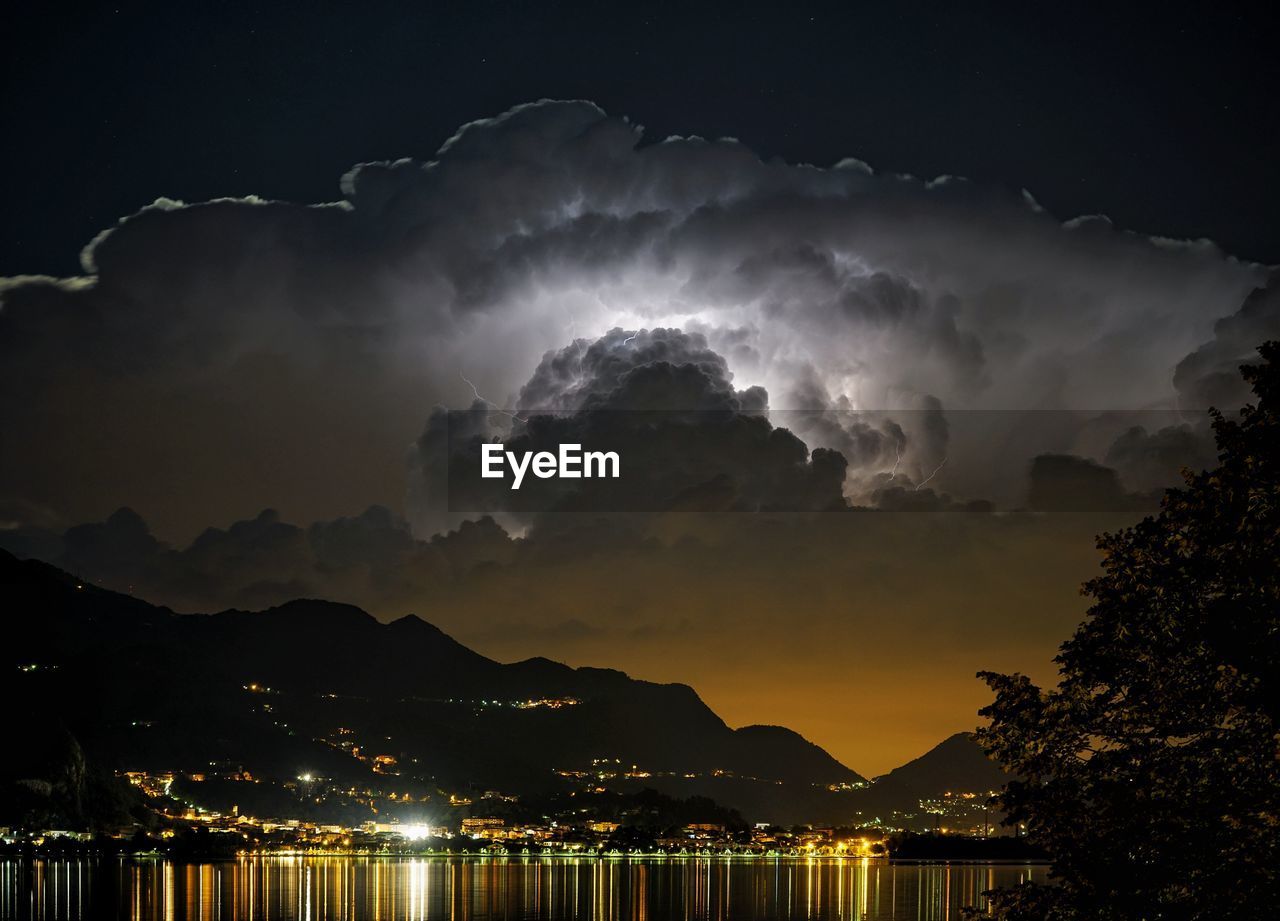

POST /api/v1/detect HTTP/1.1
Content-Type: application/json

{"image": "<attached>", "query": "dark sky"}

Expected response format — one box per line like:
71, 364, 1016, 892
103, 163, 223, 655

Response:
3, 1, 1277, 278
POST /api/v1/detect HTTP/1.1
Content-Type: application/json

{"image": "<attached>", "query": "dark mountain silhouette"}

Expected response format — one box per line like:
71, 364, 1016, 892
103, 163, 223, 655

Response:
853, 732, 1010, 815
873, 732, 1009, 794
3, 549, 867, 824
605, 732, 1012, 827
4, 550, 1007, 826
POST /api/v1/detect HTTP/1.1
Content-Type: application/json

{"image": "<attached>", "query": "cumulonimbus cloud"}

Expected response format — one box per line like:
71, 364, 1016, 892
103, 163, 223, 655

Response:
0, 99, 1275, 537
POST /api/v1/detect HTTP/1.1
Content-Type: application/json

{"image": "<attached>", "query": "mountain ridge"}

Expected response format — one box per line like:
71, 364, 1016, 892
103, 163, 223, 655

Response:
2, 548, 1006, 826
3, 549, 862, 821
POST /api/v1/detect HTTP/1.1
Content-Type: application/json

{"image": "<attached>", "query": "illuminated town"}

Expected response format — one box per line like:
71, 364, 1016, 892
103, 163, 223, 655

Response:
1, 755, 1014, 861
4, 664, 1027, 862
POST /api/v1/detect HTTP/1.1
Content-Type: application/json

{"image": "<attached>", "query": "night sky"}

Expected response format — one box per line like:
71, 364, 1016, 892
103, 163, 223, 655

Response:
6, 1, 1278, 275
3, 1, 1278, 773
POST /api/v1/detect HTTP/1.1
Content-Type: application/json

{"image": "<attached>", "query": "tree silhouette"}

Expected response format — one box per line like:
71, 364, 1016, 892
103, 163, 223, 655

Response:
973, 342, 1280, 920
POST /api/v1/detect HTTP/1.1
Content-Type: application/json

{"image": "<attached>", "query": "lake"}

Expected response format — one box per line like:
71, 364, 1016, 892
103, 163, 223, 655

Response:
1, 856, 1048, 920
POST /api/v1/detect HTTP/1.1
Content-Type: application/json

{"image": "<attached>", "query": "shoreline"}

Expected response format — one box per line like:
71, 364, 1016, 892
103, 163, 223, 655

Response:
3, 851, 1052, 866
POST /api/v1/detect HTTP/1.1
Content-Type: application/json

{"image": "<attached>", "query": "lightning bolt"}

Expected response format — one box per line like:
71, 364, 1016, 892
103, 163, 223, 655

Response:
622, 331, 638, 346
915, 456, 947, 491
564, 310, 585, 358
888, 442, 902, 480
562, 309, 590, 397
460, 372, 524, 423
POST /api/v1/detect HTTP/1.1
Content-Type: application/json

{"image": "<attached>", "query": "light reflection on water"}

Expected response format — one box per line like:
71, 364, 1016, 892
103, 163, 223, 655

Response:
0, 857, 1047, 921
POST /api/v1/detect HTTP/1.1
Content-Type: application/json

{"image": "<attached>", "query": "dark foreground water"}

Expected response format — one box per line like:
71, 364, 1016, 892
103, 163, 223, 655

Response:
0, 857, 1048, 921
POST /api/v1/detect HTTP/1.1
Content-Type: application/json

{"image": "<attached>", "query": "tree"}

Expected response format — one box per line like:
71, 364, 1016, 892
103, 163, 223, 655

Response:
972, 342, 1280, 920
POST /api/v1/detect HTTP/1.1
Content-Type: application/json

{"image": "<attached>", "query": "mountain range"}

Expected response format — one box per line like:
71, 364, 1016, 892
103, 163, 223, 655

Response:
2, 548, 1006, 827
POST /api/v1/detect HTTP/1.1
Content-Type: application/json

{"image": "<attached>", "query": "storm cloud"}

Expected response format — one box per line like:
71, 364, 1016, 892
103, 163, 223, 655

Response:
1, 100, 1274, 539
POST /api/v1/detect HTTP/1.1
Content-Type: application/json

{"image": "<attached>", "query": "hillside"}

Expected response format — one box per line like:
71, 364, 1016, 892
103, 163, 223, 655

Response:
2, 549, 862, 825
842, 732, 1011, 826
872, 732, 1010, 797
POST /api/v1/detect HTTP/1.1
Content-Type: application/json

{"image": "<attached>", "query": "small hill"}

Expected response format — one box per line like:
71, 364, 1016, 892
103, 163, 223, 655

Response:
851, 732, 1010, 817
875, 732, 1009, 794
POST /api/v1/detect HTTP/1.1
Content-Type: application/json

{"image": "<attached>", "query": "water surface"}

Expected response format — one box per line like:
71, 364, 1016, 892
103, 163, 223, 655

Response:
0, 856, 1048, 920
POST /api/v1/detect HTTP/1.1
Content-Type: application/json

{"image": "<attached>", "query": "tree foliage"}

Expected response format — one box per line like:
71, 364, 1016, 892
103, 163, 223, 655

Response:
973, 342, 1280, 920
